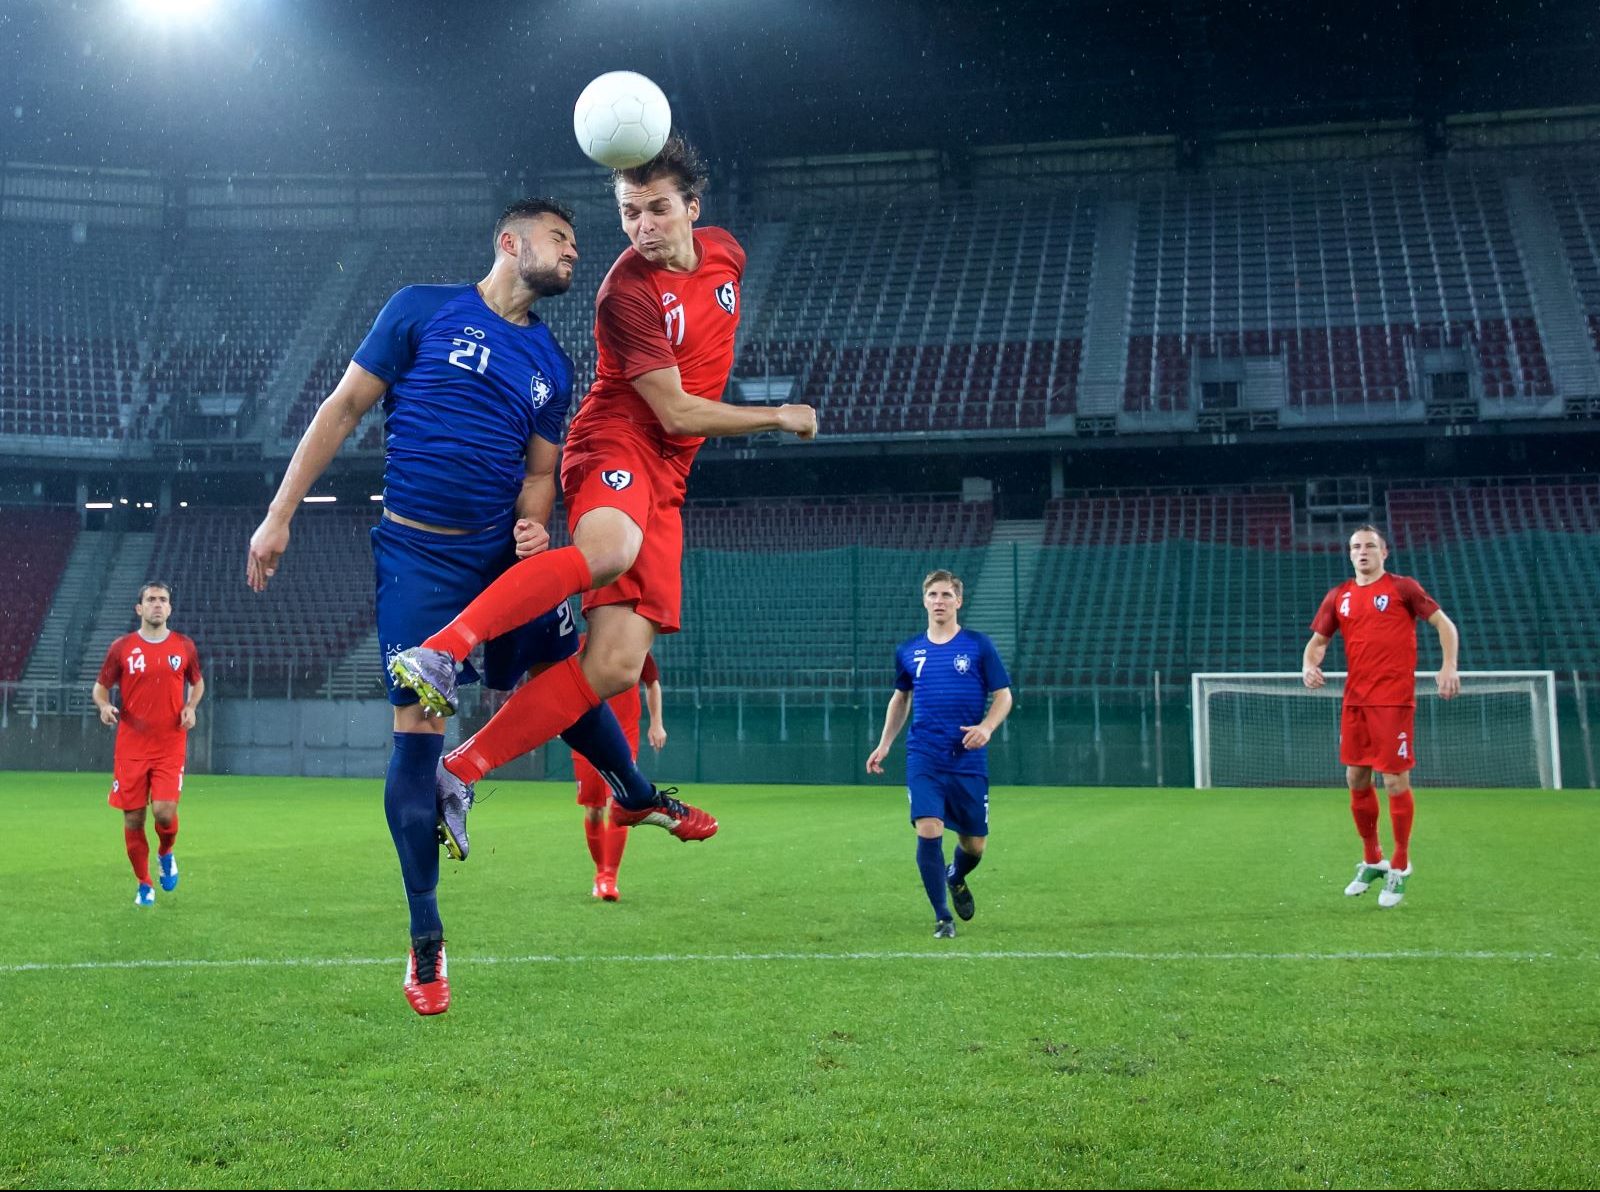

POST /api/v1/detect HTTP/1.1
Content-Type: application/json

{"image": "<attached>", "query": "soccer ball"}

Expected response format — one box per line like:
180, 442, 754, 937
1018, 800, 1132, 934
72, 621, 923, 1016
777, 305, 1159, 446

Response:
573, 72, 672, 170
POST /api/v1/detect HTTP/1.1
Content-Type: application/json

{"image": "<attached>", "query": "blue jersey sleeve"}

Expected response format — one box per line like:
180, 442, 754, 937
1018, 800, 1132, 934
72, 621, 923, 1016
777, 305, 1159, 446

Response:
352, 287, 445, 385
893, 644, 914, 692
979, 634, 1011, 692
531, 353, 575, 445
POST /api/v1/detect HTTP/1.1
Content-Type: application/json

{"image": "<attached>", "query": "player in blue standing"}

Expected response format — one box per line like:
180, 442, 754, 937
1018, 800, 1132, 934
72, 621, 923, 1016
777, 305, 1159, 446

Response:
866, 569, 1014, 938
246, 199, 677, 1016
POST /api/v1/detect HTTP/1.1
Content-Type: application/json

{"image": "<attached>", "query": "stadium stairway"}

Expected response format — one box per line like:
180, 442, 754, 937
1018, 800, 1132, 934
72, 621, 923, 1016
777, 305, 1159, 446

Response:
316, 626, 383, 700
255, 238, 378, 443
1072, 199, 1138, 429
964, 519, 1046, 666
20, 529, 116, 685
1503, 176, 1600, 404
76, 532, 156, 684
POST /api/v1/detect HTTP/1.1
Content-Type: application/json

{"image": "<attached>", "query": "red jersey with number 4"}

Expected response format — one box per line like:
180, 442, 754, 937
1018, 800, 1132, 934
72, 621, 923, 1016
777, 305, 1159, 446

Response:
570, 225, 745, 460
1311, 573, 1440, 707
98, 631, 202, 759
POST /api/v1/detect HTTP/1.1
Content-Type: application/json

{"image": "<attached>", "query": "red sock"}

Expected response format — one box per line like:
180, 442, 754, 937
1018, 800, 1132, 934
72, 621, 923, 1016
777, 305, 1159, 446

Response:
1389, 789, 1415, 870
601, 821, 630, 876
423, 546, 592, 660
445, 654, 601, 784
156, 814, 178, 856
1349, 786, 1383, 865
124, 827, 152, 885
583, 818, 605, 869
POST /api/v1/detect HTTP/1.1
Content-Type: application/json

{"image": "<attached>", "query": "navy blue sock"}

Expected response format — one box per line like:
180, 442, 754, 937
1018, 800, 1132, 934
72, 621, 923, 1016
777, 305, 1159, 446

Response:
948, 846, 982, 884
560, 703, 656, 810
385, 731, 444, 938
917, 836, 951, 921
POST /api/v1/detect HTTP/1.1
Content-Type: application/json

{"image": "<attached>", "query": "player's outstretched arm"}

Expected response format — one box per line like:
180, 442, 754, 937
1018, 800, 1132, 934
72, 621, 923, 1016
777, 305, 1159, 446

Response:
92, 682, 118, 727
867, 690, 912, 773
961, 686, 1014, 750
247, 363, 388, 591
1302, 633, 1331, 688
1428, 610, 1461, 699
631, 367, 817, 441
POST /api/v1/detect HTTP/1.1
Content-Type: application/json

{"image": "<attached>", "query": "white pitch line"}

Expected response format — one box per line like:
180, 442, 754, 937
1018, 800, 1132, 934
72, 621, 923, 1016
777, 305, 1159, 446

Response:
0, 948, 1587, 975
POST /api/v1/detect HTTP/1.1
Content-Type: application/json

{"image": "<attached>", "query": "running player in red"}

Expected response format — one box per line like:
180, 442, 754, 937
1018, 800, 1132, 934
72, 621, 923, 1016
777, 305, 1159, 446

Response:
92, 582, 204, 907
389, 133, 817, 849
576, 649, 664, 901
1303, 525, 1459, 908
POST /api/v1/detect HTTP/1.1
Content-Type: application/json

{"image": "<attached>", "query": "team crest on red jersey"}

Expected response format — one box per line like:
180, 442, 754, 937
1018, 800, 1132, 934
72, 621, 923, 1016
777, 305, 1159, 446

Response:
1374, 595, 1390, 612
168, 654, 183, 671
715, 280, 737, 315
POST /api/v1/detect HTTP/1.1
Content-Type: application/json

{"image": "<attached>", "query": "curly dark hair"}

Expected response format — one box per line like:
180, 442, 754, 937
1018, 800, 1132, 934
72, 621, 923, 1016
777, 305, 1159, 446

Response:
611, 132, 709, 205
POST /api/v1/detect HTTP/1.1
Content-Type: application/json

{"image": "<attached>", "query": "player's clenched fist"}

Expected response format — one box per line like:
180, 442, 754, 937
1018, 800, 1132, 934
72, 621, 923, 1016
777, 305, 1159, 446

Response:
778, 404, 819, 440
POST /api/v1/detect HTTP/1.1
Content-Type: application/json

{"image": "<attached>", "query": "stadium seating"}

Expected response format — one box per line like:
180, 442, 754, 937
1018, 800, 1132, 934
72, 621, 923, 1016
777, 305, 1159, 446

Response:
1124, 164, 1554, 418
147, 507, 376, 685
0, 509, 78, 681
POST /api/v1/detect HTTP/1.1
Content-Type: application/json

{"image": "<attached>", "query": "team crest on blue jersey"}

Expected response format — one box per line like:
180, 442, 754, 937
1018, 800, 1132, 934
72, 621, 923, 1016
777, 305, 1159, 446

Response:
954, 653, 972, 674
602, 469, 633, 491
1374, 595, 1390, 612
168, 654, 182, 671
715, 281, 737, 315
529, 371, 553, 408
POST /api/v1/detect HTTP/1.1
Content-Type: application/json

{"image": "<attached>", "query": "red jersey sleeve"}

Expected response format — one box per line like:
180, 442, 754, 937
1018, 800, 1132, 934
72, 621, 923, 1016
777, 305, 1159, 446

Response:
595, 279, 678, 380
641, 653, 659, 686
97, 638, 123, 689
182, 636, 202, 683
1310, 588, 1340, 637
1393, 576, 1441, 621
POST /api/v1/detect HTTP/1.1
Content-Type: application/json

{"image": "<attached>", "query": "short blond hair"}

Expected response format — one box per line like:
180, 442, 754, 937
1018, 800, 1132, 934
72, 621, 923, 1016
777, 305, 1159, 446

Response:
922, 569, 963, 598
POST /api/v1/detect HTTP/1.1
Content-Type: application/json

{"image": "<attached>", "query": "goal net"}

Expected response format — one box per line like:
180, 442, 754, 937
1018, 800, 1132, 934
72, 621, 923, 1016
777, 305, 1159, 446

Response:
1191, 671, 1561, 789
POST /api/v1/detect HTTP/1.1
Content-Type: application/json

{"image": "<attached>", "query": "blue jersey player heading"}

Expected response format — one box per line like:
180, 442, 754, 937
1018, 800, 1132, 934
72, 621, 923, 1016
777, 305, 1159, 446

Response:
868, 569, 1014, 939
246, 198, 674, 1017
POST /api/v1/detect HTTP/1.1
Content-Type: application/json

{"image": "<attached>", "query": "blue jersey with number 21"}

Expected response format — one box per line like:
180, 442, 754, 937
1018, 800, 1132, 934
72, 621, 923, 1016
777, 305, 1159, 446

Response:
353, 283, 574, 531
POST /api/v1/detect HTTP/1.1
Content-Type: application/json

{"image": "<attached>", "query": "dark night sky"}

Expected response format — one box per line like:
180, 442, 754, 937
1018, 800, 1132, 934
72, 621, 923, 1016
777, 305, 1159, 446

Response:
2, 0, 1598, 176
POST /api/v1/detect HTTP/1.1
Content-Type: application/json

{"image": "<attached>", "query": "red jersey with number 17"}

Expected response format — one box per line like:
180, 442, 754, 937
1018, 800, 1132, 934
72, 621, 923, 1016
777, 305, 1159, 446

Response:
1310, 573, 1440, 707
98, 631, 202, 759
570, 225, 745, 462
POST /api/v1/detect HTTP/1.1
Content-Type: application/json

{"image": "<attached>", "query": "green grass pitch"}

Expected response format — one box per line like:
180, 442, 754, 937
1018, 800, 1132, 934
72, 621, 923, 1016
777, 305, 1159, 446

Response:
3, 773, 1597, 1189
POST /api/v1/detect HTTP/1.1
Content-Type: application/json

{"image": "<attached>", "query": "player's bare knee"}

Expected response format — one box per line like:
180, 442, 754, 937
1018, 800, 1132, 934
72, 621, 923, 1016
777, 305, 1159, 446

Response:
1346, 765, 1373, 790
579, 637, 646, 699
573, 510, 643, 587
1382, 772, 1411, 795
583, 805, 606, 826
959, 835, 987, 857
914, 818, 944, 839
394, 704, 445, 735
122, 809, 145, 831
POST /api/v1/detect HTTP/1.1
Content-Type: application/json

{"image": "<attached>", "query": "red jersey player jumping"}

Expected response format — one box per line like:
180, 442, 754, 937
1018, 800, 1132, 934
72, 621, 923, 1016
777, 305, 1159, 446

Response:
92, 582, 205, 907
575, 646, 665, 902
388, 133, 817, 856
1303, 525, 1459, 908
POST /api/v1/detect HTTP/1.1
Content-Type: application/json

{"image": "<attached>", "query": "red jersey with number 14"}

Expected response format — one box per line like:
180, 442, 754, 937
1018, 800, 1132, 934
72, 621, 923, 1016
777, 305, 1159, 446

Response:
1310, 573, 1440, 707
98, 631, 202, 759
570, 225, 745, 462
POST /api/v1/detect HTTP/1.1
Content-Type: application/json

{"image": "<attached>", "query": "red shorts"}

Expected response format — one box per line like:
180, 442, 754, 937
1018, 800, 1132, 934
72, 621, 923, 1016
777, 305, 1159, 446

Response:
1340, 704, 1417, 774
575, 685, 643, 807
109, 754, 186, 810
561, 425, 689, 634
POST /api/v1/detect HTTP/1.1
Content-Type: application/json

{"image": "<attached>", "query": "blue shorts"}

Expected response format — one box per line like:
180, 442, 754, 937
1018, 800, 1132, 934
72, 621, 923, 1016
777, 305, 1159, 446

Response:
907, 768, 990, 837
371, 515, 578, 707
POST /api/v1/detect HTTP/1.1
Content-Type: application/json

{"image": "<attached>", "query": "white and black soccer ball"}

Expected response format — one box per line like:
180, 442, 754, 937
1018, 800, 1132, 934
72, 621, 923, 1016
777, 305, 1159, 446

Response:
573, 71, 672, 170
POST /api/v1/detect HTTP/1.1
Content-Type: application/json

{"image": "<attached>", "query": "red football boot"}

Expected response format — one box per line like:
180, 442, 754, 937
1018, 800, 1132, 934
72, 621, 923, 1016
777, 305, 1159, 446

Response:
596, 871, 621, 902
609, 786, 718, 842
404, 933, 450, 1016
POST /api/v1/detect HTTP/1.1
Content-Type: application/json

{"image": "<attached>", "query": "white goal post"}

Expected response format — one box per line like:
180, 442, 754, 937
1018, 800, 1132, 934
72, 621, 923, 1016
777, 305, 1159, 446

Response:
1191, 671, 1561, 790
